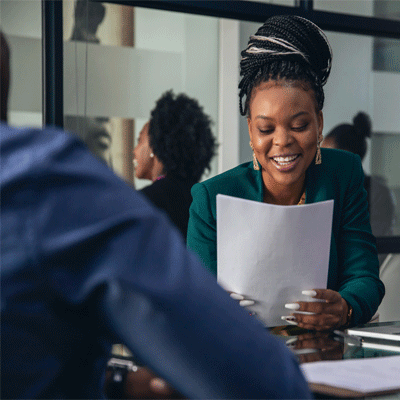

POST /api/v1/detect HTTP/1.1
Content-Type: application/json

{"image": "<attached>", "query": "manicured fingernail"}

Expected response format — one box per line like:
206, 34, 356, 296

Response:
240, 300, 255, 307
302, 290, 317, 297
285, 337, 298, 345
281, 316, 298, 326
285, 303, 300, 310
230, 293, 244, 300
281, 315, 296, 321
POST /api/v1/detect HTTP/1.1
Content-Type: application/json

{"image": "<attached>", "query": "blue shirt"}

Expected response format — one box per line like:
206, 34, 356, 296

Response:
1, 123, 311, 399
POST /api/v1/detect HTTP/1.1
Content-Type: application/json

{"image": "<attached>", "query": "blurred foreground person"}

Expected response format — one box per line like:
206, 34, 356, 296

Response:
0, 31, 310, 400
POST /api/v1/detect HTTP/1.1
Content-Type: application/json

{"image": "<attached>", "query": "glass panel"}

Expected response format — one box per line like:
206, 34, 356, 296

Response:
243, 0, 295, 6
374, 0, 400, 21
320, 30, 400, 239
314, 0, 374, 17
0, 0, 42, 127
62, 2, 219, 190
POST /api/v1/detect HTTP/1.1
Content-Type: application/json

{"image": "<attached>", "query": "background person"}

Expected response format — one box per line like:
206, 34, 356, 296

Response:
322, 112, 396, 238
187, 15, 384, 331
133, 90, 216, 239
0, 31, 310, 400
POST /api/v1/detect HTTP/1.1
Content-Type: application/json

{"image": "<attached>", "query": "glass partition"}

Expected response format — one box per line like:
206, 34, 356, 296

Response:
62, 1, 219, 189
61, 0, 400, 241
0, 0, 42, 127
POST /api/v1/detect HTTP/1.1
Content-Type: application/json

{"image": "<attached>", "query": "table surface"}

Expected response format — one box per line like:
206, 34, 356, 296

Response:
270, 322, 400, 399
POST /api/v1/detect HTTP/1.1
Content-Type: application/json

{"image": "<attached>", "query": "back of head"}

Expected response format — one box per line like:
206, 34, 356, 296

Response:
1, 31, 10, 122
148, 90, 216, 183
239, 15, 332, 115
326, 112, 371, 160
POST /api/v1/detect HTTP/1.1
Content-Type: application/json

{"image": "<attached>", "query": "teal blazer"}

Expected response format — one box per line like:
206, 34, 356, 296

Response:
187, 148, 384, 326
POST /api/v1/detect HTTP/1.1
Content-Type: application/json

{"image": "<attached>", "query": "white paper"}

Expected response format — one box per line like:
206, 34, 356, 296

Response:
217, 194, 334, 327
300, 355, 400, 393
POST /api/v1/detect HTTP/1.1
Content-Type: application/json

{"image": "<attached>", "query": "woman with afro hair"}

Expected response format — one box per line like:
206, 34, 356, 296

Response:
133, 90, 216, 239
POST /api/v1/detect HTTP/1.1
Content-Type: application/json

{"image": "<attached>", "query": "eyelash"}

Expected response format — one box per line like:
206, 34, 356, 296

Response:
259, 124, 308, 134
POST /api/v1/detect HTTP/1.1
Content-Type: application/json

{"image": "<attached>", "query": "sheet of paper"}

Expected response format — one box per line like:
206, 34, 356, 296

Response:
300, 355, 400, 394
216, 194, 334, 327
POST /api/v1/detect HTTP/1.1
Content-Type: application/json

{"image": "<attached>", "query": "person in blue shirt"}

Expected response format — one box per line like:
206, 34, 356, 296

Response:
0, 31, 310, 399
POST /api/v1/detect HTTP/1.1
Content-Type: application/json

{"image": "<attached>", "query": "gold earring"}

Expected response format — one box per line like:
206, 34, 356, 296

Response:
249, 141, 260, 170
315, 140, 322, 165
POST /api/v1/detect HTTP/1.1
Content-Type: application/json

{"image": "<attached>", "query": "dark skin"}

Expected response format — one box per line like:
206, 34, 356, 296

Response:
291, 331, 344, 364
105, 367, 180, 399
247, 80, 349, 331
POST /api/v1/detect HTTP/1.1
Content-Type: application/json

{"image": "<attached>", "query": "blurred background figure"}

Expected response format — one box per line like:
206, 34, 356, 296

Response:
322, 112, 396, 238
70, 0, 106, 43
64, 116, 113, 166
133, 90, 217, 239
65, 0, 113, 167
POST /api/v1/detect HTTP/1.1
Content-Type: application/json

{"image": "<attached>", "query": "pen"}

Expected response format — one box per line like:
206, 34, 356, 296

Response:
333, 330, 363, 346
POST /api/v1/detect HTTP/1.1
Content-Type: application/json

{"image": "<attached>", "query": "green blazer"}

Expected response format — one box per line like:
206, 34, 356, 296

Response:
187, 148, 384, 326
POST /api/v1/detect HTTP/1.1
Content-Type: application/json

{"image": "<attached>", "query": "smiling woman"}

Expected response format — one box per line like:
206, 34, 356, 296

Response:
187, 15, 384, 332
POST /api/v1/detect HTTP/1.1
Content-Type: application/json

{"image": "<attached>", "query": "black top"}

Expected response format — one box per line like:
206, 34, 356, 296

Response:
140, 175, 194, 240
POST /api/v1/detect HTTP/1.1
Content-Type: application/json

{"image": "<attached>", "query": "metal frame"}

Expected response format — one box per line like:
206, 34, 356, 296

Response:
42, 0, 64, 128
43, 0, 400, 253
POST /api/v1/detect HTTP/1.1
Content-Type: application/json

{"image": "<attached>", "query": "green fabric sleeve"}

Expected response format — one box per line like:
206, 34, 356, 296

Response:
336, 155, 385, 326
187, 182, 217, 275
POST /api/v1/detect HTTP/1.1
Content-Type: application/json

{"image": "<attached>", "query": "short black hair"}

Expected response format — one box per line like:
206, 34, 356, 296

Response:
326, 112, 371, 160
148, 90, 217, 183
239, 15, 332, 116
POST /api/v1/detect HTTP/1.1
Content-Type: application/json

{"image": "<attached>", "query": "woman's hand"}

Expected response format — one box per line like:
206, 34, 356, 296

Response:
283, 289, 349, 331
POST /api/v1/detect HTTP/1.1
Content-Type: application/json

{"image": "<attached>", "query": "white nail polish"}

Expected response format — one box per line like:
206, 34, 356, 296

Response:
285, 303, 300, 310
240, 300, 255, 307
230, 293, 244, 300
302, 290, 317, 297
285, 337, 298, 345
281, 315, 296, 321
281, 316, 298, 326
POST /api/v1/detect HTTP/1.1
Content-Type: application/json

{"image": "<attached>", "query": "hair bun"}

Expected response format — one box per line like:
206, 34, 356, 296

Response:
353, 112, 371, 138
245, 15, 332, 85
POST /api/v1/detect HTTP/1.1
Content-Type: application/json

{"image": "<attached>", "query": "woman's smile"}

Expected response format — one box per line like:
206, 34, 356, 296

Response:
270, 153, 301, 171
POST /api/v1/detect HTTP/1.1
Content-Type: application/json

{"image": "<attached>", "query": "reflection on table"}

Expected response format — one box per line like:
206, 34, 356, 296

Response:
270, 323, 400, 399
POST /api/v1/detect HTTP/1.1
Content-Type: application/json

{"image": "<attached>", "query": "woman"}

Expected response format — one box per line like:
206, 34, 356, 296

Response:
187, 15, 384, 330
322, 112, 395, 238
133, 90, 216, 239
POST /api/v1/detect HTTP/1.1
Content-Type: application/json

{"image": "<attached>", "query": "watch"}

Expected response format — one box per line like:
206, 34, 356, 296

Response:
106, 357, 138, 399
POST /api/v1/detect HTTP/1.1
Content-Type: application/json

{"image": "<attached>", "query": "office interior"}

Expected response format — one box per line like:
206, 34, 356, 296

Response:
1, 0, 399, 250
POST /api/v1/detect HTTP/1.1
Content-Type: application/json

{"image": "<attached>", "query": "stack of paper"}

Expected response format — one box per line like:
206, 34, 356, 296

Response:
300, 355, 400, 397
216, 194, 334, 327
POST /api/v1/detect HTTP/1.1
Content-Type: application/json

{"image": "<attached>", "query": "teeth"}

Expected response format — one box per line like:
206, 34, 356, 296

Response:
273, 155, 298, 164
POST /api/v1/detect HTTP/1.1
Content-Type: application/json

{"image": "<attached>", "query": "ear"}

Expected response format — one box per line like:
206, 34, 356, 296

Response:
317, 110, 324, 141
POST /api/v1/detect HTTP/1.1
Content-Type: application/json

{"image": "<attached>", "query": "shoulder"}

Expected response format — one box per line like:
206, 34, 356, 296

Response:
320, 147, 360, 168
192, 162, 256, 198
317, 148, 362, 180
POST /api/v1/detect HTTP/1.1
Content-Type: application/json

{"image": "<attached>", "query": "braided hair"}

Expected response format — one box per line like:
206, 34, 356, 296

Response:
326, 112, 371, 160
239, 15, 332, 116
148, 90, 217, 183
